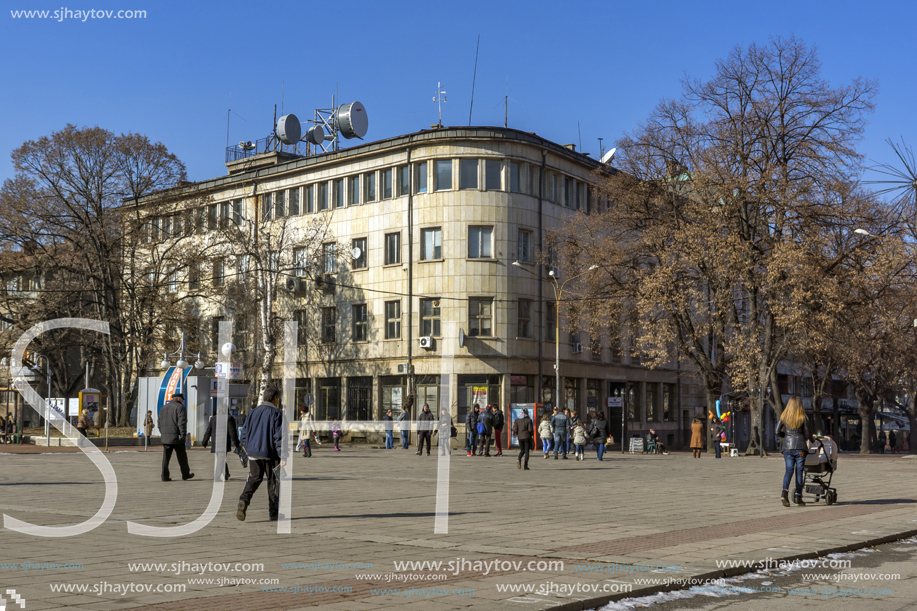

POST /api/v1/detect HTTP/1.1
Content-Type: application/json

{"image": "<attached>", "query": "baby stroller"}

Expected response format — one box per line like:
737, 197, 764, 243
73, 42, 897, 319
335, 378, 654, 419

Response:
803, 436, 838, 505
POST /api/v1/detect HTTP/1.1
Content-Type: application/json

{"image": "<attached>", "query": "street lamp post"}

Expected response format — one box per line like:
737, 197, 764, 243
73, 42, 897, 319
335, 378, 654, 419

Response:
512, 261, 597, 412
33, 353, 51, 447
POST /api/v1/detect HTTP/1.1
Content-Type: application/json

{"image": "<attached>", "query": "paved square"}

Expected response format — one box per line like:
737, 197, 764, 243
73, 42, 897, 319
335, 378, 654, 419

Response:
1, 443, 915, 610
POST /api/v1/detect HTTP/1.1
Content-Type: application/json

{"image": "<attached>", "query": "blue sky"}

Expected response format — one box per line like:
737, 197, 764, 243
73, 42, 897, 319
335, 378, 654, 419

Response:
1, 0, 915, 187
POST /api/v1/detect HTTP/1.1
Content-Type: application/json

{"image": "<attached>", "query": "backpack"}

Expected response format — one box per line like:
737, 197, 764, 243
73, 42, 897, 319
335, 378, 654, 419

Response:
476, 421, 486, 435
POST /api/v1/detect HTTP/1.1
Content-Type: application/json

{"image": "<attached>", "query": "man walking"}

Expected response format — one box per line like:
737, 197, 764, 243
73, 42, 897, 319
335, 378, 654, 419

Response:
237, 386, 286, 522
478, 404, 495, 457
202, 407, 242, 480
590, 411, 609, 461
466, 404, 480, 456
492, 404, 505, 457
550, 407, 569, 459
513, 408, 534, 470
159, 393, 194, 482
397, 407, 411, 449
416, 403, 435, 456
383, 409, 395, 449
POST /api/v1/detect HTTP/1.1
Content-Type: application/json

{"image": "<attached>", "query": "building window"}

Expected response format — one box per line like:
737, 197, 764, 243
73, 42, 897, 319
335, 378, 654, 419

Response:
294, 309, 309, 344
385, 232, 401, 265
459, 158, 478, 190
160, 216, 172, 239
420, 298, 441, 337
364, 172, 376, 202
414, 161, 428, 193
517, 229, 532, 263
351, 304, 368, 342
172, 214, 183, 238
334, 178, 345, 208
529, 164, 538, 196
434, 159, 452, 191
213, 258, 225, 287
577, 182, 583, 211
546, 302, 556, 341
323, 242, 337, 274
517, 299, 532, 338
207, 204, 217, 231
321, 307, 336, 343
397, 165, 410, 197
210, 316, 225, 352
166, 268, 179, 293
485, 159, 502, 190
420, 227, 442, 260
305, 184, 315, 213
385, 300, 401, 339
352, 237, 367, 270
468, 226, 493, 259
232, 314, 247, 351
382, 168, 393, 199
289, 188, 300, 215
552, 173, 561, 203
349, 175, 360, 205
237, 254, 250, 275
188, 263, 201, 291
274, 190, 286, 218
318, 182, 329, 211
293, 247, 307, 276
262, 192, 273, 220
566, 176, 575, 208
469, 298, 493, 337
509, 161, 522, 193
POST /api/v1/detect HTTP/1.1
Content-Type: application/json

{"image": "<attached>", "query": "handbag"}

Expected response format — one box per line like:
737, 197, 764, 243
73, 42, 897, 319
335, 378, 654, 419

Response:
450, 425, 458, 438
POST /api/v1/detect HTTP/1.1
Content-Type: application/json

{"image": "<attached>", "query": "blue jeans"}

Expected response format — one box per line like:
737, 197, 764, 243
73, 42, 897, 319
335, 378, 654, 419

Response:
714, 442, 722, 458
783, 449, 806, 494
596, 443, 605, 461
467, 431, 478, 453
401, 431, 409, 449
553, 432, 567, 457
385, 431, 394, 449
542, 438, 551, 454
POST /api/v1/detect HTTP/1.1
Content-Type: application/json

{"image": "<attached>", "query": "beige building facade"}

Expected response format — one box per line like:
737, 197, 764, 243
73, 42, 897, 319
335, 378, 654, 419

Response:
134, 127, 704, 448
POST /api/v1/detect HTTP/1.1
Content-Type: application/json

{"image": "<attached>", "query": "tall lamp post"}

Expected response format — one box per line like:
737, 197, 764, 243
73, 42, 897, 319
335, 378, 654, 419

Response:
512, 261, 597, 411
32, 353, 51, 447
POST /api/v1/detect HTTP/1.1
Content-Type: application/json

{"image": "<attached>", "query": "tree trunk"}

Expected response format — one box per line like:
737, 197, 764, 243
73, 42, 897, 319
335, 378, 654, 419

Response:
857, 396, 874, 454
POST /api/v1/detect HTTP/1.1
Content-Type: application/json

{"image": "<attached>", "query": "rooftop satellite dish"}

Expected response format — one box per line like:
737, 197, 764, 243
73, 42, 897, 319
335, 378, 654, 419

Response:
336, 101, 368, 139
276, 114, 301, 145
601, 147, 617, 165
305, 124, 325, 146
351, 246, 362, 260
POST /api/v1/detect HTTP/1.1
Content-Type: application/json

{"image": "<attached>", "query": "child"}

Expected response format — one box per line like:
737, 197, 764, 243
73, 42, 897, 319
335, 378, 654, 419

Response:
332, 420, 342, 451
572, 421, 587, 461
538, 414, 553, 458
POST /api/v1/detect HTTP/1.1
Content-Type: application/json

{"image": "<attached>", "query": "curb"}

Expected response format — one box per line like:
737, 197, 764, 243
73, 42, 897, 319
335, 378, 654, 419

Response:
545, 527, 917, 611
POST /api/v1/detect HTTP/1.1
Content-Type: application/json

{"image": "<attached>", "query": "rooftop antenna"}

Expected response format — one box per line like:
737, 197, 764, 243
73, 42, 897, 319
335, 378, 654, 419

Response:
504, 78, 508, 128
433, 81, 447, 128
578, 121, 582, 152
226, 92, 231, 149
598, 137, 604, 160
281, 81, 284, 115
468, 34, 480, 126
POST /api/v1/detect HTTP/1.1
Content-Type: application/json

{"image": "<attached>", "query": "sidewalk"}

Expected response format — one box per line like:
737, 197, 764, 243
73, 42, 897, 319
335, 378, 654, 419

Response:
1, 445, 915, 610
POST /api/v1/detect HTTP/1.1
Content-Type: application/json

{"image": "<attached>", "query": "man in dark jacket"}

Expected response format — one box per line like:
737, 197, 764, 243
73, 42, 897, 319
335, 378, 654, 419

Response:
383, 409, 395, 449
416, 403, 435, 456
477, 405, 495, 457
550, 407, 569, 459
237, 386, 286, 522
466, 405, 480, 456
512, 408, 534, 470
591, 412, 609, 461
159, 393, 194, 481
492, 405, 505, 457
202, 408, 241, 480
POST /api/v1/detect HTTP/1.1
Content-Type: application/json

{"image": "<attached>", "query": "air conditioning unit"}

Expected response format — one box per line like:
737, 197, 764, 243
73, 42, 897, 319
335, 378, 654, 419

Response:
572, 342, 583, 354
419, 336, 434, 349
315, 274, 336, 293
283, 277, 302, 292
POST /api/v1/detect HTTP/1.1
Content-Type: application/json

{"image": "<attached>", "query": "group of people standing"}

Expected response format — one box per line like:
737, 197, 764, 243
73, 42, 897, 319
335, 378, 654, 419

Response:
464, 404, 507, 457
537, 407, 609, 461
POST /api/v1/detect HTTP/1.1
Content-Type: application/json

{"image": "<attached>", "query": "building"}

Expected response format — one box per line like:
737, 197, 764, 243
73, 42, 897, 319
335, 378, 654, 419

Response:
129, 126, 704, 448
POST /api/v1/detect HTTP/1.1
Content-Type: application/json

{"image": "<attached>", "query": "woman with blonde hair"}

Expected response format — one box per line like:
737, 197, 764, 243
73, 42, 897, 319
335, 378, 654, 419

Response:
776, 396, 811, 507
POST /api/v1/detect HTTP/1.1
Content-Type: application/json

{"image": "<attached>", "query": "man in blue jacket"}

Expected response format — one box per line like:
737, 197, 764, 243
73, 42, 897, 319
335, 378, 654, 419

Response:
237, 385, 286, 522
550, 407, 569, 460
